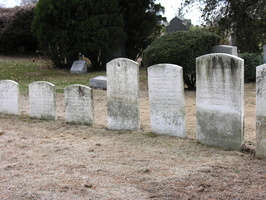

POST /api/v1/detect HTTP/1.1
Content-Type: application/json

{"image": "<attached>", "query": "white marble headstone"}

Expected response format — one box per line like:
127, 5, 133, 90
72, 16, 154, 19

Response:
0, 80, 19, 115
29, 81, 57, 120
107, 58, 140, 130
148, 64, 186, 137
64, 84, 94, 125
196, 53, 244, 150
256, 64, 266, 158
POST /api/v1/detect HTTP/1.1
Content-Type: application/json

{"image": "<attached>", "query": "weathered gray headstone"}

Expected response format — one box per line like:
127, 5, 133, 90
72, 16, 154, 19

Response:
0, 80, 19, 115
107, 58, 140, 130
89, 76, 107, 90
148, 64, 186, 137
196, 53, 244, 150
210, 45, 238, 56
64, 84, 94, 125
263, 45, 266, 63
256, 64, 266, 158
29, 81, 57, 120
70, 60, 87, 74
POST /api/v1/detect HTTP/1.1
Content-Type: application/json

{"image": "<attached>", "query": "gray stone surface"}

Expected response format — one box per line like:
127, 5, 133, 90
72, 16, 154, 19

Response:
263, 45, 266, 63
29, 81, 57, 120
64, 84, 94, 126
196, 53, 244, 150
89, 76, 107, 90
0, 80, 19, 115
107, 58, 140, 130
148, 64, 186, 137
210, 45, 238, 56
70, 60, 87, 74
256, 64, 266, 158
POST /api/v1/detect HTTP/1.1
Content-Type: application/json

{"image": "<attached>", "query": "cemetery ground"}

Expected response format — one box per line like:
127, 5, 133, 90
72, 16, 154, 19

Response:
0, 56, 266, 200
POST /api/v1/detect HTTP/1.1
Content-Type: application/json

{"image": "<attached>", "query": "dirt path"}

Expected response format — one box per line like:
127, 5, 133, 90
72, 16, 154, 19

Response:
1, 83, 266, 200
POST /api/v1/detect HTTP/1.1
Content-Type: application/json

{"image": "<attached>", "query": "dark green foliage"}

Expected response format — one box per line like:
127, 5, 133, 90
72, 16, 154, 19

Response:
239, 53, 264, 83
32, 0, 165, 69
142, 29, 220, 90
0, 6, 37, 53
183, 0, 266, 53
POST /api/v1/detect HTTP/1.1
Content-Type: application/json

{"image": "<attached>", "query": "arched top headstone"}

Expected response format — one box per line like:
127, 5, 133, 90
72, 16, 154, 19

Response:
0, 80, 19, 115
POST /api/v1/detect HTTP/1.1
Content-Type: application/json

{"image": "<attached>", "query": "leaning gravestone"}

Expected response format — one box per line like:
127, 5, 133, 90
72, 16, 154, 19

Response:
89, 76, 107, 90
70, 60, 87, 74
64, 84, 94, 125
256, 64, 266, 158
107, 58, 140, 130
29, 81, 57, 120
210, 45, 238, 56
0, 80, 19, 115
148, 64, 186, 137
196, 53, 244, 150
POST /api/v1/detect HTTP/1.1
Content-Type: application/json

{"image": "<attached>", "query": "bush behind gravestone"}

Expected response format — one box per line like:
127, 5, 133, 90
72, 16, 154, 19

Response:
0, 6, 37, 53
142, 29, 220, 90
239, 53, 264, 83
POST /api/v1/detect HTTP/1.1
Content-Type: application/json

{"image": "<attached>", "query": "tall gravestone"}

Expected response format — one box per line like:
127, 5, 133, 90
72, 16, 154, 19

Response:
0, 80, 19, 115
148, 64, 186, 137
210, 45, 238, 56
196, 53, 244, 150
64, 84, 94, 125
29, 81, 57, 120
256, 64, 266, 158
107, 58, 140, 130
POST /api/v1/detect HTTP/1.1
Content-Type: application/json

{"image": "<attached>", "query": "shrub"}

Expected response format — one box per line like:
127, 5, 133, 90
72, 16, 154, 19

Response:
0, 5, 37, 53
142, 29, 220, 90
239, 53, 264, 83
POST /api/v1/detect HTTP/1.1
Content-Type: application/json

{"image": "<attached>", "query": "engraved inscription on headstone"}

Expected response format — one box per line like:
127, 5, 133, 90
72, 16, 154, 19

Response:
148, 64, 186, 137
256, 64, 266, 158
196, 53, 244, 150
64, 84, 94, 125
107, 58, 140, 130
29, 81, 57, 120
70, 60, 87, 74
0, 80, 19, 115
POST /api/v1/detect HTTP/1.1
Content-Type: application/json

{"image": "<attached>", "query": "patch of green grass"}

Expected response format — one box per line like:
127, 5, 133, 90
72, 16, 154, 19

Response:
0, 59, 106, 94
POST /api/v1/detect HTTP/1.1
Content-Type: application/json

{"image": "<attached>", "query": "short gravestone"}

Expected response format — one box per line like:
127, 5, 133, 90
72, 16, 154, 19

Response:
256, 64, 266, 158
107, 58, 140, 130
0, 80, 19, 115
89, 76, 107, 90
70, 60, 87, 74
210, 45, 238, 56
148, 64, 186, 137
29, 81, 57, 120
196, 53, 244, 150
64, 84, 94, 125
263, 45, 266, 63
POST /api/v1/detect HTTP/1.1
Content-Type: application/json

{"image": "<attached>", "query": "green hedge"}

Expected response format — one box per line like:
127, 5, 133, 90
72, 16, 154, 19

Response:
239, 53, 264, 83
142, 29, 220, 90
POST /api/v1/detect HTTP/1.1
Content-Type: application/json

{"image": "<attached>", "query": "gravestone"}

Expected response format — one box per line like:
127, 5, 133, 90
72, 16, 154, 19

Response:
256, 64, 266, 158
196, 53, 244, 150
210, 45, 238, 56
107, 58, 140, 130
70, 60, 87, 74
148, 64, 186, 137
89, 76, 107, 90
29, 81, 57, 120
64, 84, 94, 125
263, 45, 266, 63
0, 80, 19, 115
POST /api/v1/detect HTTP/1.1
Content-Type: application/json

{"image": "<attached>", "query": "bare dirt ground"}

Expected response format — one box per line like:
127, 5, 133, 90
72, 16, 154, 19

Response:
1, 72, 266, 199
